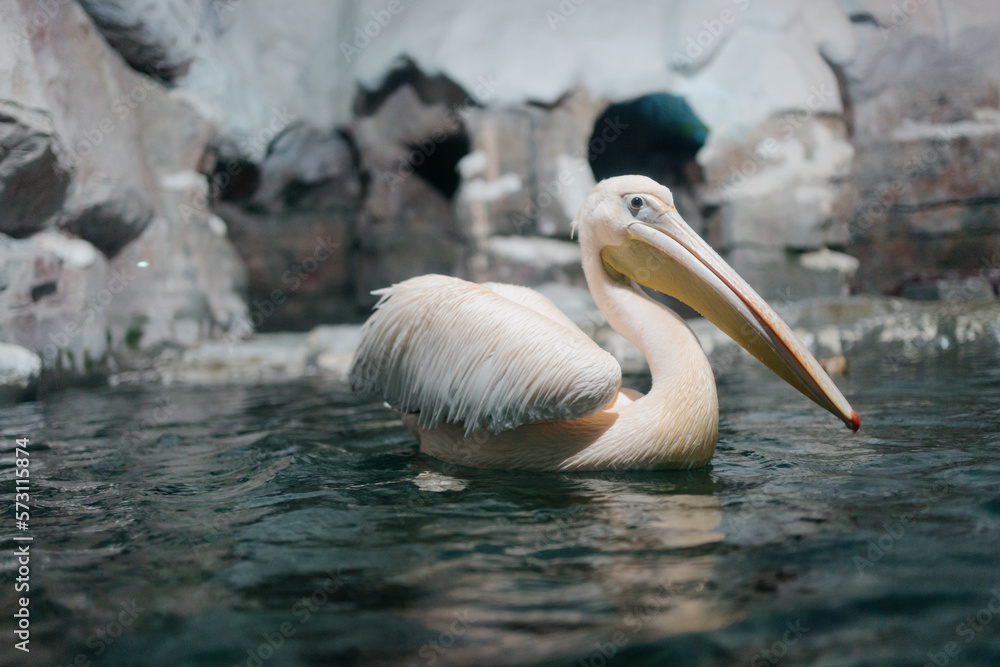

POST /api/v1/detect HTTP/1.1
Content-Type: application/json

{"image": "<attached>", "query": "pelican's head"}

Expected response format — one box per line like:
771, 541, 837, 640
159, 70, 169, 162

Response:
577, 175, 859, 432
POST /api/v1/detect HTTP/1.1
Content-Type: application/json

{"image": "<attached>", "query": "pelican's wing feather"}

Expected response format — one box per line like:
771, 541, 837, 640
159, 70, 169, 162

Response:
480, 282, 582, 332
350, 274, 621, 435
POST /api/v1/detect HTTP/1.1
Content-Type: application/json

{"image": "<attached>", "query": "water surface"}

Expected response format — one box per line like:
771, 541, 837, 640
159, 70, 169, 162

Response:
1, 345, 999, 666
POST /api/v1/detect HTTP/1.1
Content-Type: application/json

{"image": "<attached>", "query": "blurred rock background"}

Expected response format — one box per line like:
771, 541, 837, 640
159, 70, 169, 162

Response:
1, 0, 998, 394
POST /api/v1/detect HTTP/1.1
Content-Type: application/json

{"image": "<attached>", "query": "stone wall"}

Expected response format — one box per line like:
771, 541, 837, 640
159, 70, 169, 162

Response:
841, 0, 1000, 296
155, 0, 870, 316
0, 0, 246, 386
2, 0, 998, 393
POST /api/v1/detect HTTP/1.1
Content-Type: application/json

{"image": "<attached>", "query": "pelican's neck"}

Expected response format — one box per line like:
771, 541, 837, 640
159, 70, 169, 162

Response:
578, 246, 719, 468
582, 249, 712, 399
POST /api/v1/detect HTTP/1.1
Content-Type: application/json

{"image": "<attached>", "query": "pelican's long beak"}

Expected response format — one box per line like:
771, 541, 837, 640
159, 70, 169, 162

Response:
601, 203, 859, 432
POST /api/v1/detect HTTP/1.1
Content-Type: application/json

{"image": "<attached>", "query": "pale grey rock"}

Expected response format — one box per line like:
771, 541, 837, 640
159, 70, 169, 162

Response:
720, 247, 854, 303
697, 112, 857, 299
799, 248, 861, 275
479, 236, 585, 288
455, 98, 599, 283
669, 297, 1000, 377
115, 294, 1000, 388
176, 0, 348, 159
306, 324, 364, 379
455, 108, 537, 242
900, 277, 997, 303
106, 175, 248, 356
486, 237, 581, 270
34, 232, 101, 269
0, 342, 41, 403
111, 324, 367, 385
138, 87, 220, 176
840, 1, 1000, 294
342, 0, 852, 142
0, 232, 110, 374
534, 283, 601, 332
528, 92, 605, 238
840, 0, 1000, 141
306, 324, 364, 356
160, 333, 311, 384
802, 0, 857, 63
150, 0, 858, 162
720, 297, 1000, 361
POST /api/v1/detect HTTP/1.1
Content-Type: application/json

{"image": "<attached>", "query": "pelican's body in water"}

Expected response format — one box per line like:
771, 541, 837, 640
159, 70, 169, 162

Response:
350, 176, 858, 471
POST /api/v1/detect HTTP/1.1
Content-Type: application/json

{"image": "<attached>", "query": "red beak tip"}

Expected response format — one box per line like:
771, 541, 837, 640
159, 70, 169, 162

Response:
850, 410, 860, 433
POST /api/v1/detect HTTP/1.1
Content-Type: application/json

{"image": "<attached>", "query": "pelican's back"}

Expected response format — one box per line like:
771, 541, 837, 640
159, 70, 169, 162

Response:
350, 275, 622, 435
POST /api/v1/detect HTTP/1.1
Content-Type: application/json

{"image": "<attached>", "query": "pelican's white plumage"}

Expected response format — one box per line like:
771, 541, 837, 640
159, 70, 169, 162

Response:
350, 275, 621, 435
350, 176, 859, 471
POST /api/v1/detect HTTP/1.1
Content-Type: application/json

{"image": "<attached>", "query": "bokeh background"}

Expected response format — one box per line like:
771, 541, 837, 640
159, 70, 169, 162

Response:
1, 0, 999, 394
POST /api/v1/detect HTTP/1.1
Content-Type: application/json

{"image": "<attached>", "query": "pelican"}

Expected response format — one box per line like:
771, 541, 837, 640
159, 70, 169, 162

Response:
350, 175, 858, 470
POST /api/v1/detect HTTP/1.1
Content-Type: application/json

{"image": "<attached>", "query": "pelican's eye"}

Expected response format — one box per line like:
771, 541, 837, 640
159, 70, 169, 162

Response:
627, 196, 644, 214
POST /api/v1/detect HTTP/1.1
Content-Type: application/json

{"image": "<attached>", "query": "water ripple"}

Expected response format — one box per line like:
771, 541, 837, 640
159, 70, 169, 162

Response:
0, 356, 998, 666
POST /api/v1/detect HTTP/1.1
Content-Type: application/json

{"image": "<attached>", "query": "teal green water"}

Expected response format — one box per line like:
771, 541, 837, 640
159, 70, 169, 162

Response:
1, 346, 999, 666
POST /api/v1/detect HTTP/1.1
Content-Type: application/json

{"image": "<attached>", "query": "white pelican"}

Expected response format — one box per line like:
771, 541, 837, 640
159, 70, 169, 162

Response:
350, 175, 858, 470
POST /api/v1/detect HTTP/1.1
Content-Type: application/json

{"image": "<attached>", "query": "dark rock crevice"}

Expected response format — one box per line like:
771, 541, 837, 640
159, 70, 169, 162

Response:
353, 57, 473, 117
587, 93, 708, 186
76, 0, 203, 82
403, 131, 469, 200
0, 107, 70, 238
